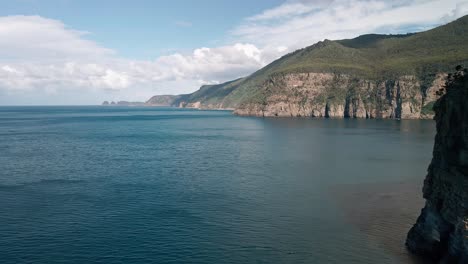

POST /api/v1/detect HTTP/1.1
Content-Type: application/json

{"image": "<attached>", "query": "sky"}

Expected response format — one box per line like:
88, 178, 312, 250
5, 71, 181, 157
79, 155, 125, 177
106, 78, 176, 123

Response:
0, 0, 467, 105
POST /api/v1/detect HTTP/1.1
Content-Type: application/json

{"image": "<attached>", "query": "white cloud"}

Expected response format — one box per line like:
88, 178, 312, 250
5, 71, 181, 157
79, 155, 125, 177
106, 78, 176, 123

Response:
233, 0, 468, 50
154, 43, 266, 81
0, 16, 113, 61
0, 1, 468, 104
442, 1, 468, 21
0, 16, 272, 103
247, 2, 321, 22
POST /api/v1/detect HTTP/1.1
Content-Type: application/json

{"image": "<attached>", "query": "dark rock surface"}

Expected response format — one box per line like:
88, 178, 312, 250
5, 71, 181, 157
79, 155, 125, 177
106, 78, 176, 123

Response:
407, 67, 468, 263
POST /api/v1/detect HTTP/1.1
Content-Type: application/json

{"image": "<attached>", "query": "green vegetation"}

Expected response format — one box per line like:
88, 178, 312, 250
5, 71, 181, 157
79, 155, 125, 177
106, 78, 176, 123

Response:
168, 15, 468, 109
175, 78, 245, 105
439, 65, 468, 95
421, 101, 436, 116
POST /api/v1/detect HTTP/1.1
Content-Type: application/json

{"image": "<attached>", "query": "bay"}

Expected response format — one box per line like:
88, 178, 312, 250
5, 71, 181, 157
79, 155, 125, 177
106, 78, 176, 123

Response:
0, 106, 435, 263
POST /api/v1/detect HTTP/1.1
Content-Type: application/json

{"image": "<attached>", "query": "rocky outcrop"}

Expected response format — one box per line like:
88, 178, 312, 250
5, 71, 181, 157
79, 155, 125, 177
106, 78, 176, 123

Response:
406, 67, 468, 263
179, 101, 201, 109
177, 101, 234, 110
234, 73, 443, 119
136, 71, 445, 118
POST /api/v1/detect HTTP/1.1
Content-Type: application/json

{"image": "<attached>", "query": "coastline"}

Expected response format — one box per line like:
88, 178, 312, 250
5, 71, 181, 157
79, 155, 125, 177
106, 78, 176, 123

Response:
102, 104, 435, 120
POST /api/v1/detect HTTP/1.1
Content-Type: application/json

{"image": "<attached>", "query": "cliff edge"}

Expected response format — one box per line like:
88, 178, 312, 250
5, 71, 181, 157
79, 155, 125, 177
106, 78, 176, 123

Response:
406, 66, 468, 263
144, 16, 468, 119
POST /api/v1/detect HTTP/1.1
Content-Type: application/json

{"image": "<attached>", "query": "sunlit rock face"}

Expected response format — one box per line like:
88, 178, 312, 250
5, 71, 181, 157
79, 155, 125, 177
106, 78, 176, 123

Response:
233, 72, 442, 119
407, 67, 468, 263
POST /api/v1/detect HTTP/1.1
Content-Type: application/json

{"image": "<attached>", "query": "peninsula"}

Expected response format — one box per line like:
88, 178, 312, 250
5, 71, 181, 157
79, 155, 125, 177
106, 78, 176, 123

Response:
144, 15, 468, 119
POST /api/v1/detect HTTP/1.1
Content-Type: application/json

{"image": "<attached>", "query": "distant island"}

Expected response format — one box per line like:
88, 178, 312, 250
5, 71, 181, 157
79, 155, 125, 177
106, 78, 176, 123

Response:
115, 15, 468, 120
102, 101, 146, 106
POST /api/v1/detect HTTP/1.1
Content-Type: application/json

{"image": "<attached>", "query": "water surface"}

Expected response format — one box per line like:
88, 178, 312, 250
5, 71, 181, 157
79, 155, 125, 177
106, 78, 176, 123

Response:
0, 106, 435, 263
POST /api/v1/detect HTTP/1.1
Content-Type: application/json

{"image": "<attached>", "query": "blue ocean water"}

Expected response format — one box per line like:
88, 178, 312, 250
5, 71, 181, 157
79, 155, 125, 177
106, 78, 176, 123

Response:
0, 106, 435, 264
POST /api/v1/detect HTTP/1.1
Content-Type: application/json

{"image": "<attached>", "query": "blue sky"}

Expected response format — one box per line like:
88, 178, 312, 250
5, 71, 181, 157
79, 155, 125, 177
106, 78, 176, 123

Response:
1, 0, 283, 60
0, 0, 467, 105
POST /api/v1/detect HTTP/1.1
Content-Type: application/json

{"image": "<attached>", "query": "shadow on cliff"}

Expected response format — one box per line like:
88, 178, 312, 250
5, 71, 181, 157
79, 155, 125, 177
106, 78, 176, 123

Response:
406, 66, 468, 263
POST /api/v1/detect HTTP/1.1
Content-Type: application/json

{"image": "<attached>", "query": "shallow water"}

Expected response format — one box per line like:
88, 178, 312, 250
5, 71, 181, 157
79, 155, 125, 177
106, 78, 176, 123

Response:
0, 106, 435, 263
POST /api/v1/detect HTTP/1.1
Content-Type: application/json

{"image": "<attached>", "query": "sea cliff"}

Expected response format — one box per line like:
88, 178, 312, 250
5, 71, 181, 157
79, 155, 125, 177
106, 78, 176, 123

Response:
233, 72, 444, 119
144, 16, 468, 119
406, 67, 468, 263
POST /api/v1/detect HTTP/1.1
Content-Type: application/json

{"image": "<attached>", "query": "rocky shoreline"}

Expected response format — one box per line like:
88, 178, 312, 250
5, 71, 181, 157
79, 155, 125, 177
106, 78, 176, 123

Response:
139, 72, 445, 120
108, 16, 467, 121
232, 72, 444, 119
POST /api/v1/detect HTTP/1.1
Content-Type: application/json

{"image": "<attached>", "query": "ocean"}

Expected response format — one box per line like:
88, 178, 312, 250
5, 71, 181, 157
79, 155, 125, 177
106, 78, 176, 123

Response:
0, 106, 435, 263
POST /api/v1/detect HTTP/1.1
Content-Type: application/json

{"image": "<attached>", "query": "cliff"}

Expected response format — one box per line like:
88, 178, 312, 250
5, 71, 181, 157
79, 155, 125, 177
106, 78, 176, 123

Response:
233, 72, 445, 119
145, 15, 468, 119
406, 66, 468, 263
145, 95, 183, 106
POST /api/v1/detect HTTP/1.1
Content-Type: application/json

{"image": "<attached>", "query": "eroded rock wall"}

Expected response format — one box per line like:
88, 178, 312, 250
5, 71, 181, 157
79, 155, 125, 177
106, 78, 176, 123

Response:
406, 68, 468, 263
233, 73, 443, 119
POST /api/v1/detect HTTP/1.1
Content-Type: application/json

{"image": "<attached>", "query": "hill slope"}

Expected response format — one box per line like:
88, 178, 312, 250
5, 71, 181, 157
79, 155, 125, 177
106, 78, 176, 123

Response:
150, 15, 468, 119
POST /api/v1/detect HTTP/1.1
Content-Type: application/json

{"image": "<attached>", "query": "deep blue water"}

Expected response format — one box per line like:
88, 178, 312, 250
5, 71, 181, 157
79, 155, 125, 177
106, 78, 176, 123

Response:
0, 106, 436, 263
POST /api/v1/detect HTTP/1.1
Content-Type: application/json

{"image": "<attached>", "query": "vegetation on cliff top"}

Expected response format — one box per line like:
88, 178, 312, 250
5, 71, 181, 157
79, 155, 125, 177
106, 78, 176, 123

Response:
154, 15, 468, 109
436, 65, 468, 96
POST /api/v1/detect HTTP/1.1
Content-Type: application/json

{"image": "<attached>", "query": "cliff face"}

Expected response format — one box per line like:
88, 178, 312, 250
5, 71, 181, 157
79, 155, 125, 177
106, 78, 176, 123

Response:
141, 16, 467, 118
234, 72, 444, 119
177, 101, 232, 110
406, 67, 468, 263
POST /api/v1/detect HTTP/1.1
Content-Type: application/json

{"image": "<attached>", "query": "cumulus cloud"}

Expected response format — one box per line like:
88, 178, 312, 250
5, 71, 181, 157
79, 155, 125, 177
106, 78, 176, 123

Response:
0, 16, 113, 61
0, 44, 268, 92
0, 16, 272, 102
233, 0, 468, 50
154, 43, 265, 81
1, 1, 468, 104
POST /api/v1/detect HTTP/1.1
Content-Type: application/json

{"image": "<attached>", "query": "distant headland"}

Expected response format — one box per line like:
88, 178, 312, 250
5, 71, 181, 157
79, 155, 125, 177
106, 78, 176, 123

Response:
108, 15, 468, 120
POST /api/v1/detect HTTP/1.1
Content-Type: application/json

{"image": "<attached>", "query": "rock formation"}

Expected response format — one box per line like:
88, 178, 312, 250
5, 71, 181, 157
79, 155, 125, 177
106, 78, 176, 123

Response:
233, 73, 444, 119
141, 16, 468, 119
406, 66, 468, 263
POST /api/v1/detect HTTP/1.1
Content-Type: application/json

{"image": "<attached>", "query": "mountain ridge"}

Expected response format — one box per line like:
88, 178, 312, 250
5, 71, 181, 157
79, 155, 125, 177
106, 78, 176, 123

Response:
144, 15, 468, 119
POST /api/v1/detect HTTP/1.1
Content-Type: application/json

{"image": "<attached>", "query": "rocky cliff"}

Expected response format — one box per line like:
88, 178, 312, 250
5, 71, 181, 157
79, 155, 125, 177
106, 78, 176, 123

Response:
233, 72, 445, 119
143, 15, 468, 119
406, 66, 468, 263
